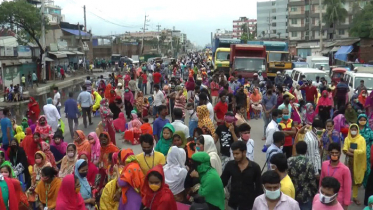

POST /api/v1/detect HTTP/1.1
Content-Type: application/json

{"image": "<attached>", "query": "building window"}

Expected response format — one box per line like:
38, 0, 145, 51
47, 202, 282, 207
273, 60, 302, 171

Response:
339, 29, 345, 35
305, 5, 310, 11
291, 7, 297, 12
272, 1, 276, 6
292, 32, 297, 37
291, 19, 297, 24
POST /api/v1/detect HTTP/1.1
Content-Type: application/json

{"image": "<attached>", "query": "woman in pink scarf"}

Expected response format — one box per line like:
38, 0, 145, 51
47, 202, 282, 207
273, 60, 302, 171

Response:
124, 111, 143, 145
50, 131, 67, 156
124, 72, 131, 86
87, 132, 101, 165
124, 86, 134, 119
186, 76, 195, 101
113, 112, 126, 132
40, 141, 58, 170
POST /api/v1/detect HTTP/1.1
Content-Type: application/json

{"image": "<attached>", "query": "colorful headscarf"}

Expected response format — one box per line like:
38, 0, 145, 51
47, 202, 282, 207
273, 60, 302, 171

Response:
197, 105, 216, 134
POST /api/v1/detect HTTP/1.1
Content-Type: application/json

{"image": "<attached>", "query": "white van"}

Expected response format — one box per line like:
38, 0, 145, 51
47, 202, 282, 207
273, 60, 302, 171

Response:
344, 71, 373, 99
291, 68, 331, 88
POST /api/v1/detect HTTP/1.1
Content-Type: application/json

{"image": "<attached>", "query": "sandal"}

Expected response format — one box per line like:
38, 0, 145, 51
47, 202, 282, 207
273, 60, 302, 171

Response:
353, 198, 361, 205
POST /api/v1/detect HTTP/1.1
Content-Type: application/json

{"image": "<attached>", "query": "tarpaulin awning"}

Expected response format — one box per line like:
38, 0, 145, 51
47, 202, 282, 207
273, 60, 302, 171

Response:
334, 45, 353, 62
331, 46, 341, 52
49, 52, 67, 58
45, 57, 54, 62
61, 28, 90, 36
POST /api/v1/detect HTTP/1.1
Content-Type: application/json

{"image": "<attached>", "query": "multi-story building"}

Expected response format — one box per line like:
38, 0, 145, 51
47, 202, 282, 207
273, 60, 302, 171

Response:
232, 17, 257, 39
44, 3, 64, 25
214, 29, 233, 38
257, 0, 288, 39
288, 0, 370, 44
180, 33, 187, 44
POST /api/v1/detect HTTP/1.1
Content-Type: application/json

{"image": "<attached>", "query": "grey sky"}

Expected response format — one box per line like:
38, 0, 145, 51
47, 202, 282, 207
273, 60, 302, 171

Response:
55, 0, 257, 46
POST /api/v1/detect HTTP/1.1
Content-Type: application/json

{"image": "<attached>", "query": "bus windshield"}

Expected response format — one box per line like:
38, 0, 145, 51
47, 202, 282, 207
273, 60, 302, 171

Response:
268, 52, 289, 62
216, 51, 230, 61
234, 58, 266, 72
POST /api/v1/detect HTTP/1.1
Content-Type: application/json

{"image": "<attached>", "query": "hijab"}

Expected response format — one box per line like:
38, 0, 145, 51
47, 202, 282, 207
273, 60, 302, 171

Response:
50, 131, 68, 155
14, 125, 25, 143
113, 112, 126, 132
58, 143, 78, 178
155, 123, 175, 156
197, 105, 215, 134
202, 135, 222, 176
20, 128, 39, 165
163, 146, 188, 195
41, 141, 57, 169
87, 132, 101, 163
104, 83, 113, 100
345, 104, 358, 123
186, 76, 195, 91
74, 159, 92, 200
78, 152, 98, 185
21, 117, 29, 132
124, 87, 134, 104
316, 90, 333, 113
173, 131, 187, 148
358, 90, 367, 107
56, 174, 86, 210
250, 88, 261, 102
99, 132, 120, 169
74, 130, 91, 155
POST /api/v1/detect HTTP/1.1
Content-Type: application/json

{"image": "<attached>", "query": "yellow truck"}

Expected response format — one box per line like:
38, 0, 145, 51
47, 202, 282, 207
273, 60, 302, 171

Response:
212, 38, 241, 75
266, 51, 292, 78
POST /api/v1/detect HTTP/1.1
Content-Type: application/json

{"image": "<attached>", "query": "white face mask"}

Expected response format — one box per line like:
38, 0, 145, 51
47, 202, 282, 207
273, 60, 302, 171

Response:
319, 191, 337, 204
67, 152, 75, 158
188, 110, 194, 115
264, 187, 281, 200
350, 130, 357, 136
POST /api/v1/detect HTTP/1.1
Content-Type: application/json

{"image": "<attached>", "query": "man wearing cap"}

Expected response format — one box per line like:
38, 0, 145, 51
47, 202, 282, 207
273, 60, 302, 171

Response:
115, 83, 124, 101
274, 71, 284, 87
252, 73, 260, 87
214, 111, 239, 168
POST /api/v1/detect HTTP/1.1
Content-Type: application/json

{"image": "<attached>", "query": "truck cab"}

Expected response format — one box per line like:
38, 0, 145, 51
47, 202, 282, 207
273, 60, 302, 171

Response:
230, 44, 267, 79
266, 51, 292, 78
212, 38, 241, 75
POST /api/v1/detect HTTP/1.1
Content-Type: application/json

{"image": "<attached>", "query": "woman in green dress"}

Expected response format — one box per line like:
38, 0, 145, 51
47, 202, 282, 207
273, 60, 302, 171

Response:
357, 113, 373, 187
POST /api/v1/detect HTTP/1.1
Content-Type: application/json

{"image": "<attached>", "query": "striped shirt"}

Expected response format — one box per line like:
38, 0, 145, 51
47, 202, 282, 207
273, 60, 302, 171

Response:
304, 131, 322, 175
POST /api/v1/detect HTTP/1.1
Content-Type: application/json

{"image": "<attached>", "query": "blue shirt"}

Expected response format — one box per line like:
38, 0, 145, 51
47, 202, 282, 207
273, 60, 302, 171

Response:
262, 94, 277, 111
32, 73, 37, 81
266, 144, 283, 170
64, 98, 79, 119
77, 91, 93, 108
153, 117, 170, 140
298, 80, 306, 95
1, 117, 13, 145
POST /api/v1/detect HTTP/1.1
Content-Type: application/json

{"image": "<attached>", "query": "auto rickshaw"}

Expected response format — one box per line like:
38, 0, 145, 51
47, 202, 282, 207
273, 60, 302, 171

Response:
331, 68, 347, 83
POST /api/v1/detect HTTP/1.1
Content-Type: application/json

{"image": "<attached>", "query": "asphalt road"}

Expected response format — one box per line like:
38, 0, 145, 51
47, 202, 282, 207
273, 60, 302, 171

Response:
57, 77, 366, 210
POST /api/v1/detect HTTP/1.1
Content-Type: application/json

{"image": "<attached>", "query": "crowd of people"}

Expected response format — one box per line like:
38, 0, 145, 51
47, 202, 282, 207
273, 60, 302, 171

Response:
1, 51, 373, 210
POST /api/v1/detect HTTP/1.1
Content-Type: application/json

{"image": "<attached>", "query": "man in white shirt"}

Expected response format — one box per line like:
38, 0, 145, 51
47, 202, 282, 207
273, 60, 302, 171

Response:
171, 108, 190, 139
77, 86, 93, 128
53, 87, 61, 115
153, 84, 165, 121
198, 93, 214, 122
230, 123, 254, 161
265, 109, 282, 147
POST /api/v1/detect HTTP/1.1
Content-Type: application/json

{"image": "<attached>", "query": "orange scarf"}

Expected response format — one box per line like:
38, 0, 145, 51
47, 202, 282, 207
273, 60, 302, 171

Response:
35, 178, 62, 209
100, 132, 120, 169
250, 88, 261, 102
74, 130, 91, 155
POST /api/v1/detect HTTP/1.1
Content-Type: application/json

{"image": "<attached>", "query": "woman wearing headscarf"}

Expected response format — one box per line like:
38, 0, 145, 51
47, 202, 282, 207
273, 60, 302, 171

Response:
124, 86, 134, 119
0, 175, 19, 210
28, 119, 36, 133
20, 117, 29, 132
163, 146, 188, 202
250, 88, 262, 119
316, 90, 333, 123
27, 151, 51, 204
104, 83, 113, 100
35, 115, 53, 142
113, 112, 126, 133
7, 138, 31, 188
35, 166, 62, 210
40, 141, 57, 170
75, 159, 96, 209
99, 132, 120, 169
173, 131, 187, 148
366, 91, 373, 117
98, 80, 106, 97
1, 158, 15, 177
99, 177, 120, 210
20, 128, 39, 166
320, 119, 342, 161
124, 72, 131, 87
155, 123, 175, 156
357, 114, 373, 188
87, 132, 101, 165
27, 97, 40, 123
135, 91, 144, 114
109, 95, 122, 120
141, 164, 177, 210
92, 91, 102, 113
58, 143, 78, 178
78, 152, 98, 186
99, 99, 116, 145
56, 174, 86, 210
49, 130, 67, 168
186, 76, 195, 101
124, 110, 143, 145
358, 89, 368, 110
74, 130, 91, 155
195, 135, 222, 176
303, 103, 317, 125
117, 148, 144, 210
43, 97, 61, 133
343, 123, 367, 205
345, 102, 358, 124
191, 152, 225, 210
197, 105, 215, 135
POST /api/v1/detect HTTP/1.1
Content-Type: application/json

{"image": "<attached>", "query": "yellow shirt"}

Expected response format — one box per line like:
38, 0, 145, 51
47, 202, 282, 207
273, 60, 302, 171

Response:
280, 175, 295, 199
136, 151, 166, 174
21, 76, 25, 83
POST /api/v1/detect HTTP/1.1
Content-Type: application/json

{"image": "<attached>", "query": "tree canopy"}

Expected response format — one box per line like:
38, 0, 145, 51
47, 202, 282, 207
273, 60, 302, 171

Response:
323, 0, 348, 30
0, 0, 47, 55
350, 2, 373, 38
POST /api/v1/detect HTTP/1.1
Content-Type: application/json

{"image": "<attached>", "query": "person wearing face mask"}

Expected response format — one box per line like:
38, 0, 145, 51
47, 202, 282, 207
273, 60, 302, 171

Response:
320, 120, 343, 161
56, 174, 86, 210
343, 123, 367, 205
319, 143, 352, 209
141, 165, 177, 210
58, 144, 78, 178
186, 103, 198, 137
75, 159, 95, 208
252, 170, 299, 210
229, 123, 255, 162
136, 134, 166, 174
312, 177, 344, 210
0, 169, 19, 210
278, 94, 292, 116
34, 115, 53, 142
7, 138, 31, 188
87, 132, 100, 165
278, 108, 296, 158
300, 80, 318, 107
270, 153, 295, 199
35, 166, 62, 210
0, 163, 15, 178
43, 97, 61, 133
316, 90, 333, 123
74, 130, 91, 156
222, 141, 262, 210
265, 109, 282, 147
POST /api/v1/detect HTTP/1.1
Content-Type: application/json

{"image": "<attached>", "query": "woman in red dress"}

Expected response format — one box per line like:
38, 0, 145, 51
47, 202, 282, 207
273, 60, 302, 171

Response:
27, 97, 40, 123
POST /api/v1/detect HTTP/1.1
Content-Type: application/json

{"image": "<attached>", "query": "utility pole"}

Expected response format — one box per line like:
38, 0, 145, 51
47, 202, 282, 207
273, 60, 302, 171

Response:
41, 0, 46, 80
83, 5, 87, 32
156, 24, 161, 32
319, 0, 323, 51
140, 14, 149, 55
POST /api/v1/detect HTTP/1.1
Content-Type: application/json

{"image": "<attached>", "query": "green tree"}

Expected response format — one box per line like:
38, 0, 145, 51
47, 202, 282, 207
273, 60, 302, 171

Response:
323, 0, 348, 39
0, 0, 48, 61
350, 1, 373, 38
241, 33, 249, 43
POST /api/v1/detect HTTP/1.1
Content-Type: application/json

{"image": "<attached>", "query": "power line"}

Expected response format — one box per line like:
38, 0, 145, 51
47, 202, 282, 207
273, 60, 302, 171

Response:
87, 11, 142, 28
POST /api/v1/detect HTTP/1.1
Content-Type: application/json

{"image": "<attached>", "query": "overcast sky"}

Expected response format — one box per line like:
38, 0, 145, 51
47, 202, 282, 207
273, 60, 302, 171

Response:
54, 0, 257, 46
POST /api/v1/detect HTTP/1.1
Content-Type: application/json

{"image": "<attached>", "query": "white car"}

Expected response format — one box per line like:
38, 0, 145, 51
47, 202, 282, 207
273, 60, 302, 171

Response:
344, 71, 373, 99
290, 68, 331, 89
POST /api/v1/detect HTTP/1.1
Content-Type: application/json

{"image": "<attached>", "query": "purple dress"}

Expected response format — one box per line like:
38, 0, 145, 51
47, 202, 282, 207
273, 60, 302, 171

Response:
118, 179, 142, 210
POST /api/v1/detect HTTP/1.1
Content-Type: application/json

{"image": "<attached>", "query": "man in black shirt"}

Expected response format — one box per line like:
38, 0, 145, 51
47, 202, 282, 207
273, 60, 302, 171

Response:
214, 111, 239, 168
221, 141, 263, 210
